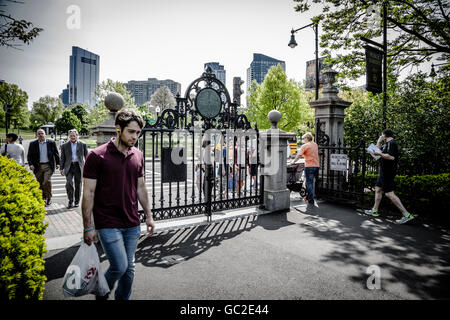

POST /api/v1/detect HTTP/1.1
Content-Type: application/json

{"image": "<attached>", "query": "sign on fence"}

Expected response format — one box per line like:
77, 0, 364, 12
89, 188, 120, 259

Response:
330, 154, 348, 171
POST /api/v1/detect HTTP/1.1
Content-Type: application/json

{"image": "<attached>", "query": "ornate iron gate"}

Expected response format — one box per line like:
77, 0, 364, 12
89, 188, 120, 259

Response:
138, 68, 263, 222
315, 119, 367, 205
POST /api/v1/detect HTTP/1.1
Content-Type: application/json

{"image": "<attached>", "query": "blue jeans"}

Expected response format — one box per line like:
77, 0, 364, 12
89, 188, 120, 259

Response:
304, 167, 319, 204
97, 226, 141, 300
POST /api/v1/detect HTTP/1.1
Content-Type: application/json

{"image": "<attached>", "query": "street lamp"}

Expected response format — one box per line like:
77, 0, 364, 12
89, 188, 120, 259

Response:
289, 22, 320, 100
430, 62, 449, 77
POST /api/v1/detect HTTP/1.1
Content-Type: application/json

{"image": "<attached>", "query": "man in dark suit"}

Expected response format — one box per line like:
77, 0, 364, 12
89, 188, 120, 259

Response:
27, 128, 60, 206
60, 129, 89, 208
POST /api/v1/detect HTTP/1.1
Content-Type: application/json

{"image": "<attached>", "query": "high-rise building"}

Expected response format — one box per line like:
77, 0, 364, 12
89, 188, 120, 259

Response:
204, 62, 226, 85
59, 84, 69, 106
69, 46, 100, 106
124, 78, 181, 106
246, 53, 286, 92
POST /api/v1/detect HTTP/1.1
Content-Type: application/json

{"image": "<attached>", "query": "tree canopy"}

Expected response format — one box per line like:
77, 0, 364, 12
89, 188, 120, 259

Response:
30, 96, 63, 129
342, 72, 450, 175
293, 0, 450, 80
149, 86, 176, 112
55, 109, 81, 135
245, 64, 314, 133
0, 0, 43, 49
88, 79, 137, 127
0, 82, 30, 128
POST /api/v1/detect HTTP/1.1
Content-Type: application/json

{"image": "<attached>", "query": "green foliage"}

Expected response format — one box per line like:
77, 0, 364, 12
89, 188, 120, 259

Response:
0, 82, 30, 128
293, 0, 450, 82
69, 104, 90, 135
55, 110, 82, 135
343, 73, 450, 175
88, 79, 137, 127
0, 3, 43, 49
245, 64, 314, 133
30, 96, 64, 129
0, 156, 48, 300
361, 173, 450, 220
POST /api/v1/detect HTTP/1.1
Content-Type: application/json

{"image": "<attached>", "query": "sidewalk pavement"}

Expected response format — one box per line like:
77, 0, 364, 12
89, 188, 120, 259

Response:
42, 195, 450, 300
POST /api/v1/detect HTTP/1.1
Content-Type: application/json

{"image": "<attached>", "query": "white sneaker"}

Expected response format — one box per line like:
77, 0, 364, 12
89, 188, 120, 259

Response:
395, 213, 414, 224
364, 208, 379, 217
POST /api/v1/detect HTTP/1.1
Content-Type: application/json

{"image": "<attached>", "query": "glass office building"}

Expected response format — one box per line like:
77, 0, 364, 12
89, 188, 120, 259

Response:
246, 53, 286, 91
204, 62, 226, 86
69, 46, 100, 106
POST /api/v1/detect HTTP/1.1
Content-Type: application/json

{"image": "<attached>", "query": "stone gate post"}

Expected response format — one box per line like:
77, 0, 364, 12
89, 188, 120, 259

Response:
260, 110, 296, 212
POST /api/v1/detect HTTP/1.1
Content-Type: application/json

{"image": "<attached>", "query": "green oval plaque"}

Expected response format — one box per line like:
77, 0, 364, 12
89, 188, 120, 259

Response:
195, 88, 222, 119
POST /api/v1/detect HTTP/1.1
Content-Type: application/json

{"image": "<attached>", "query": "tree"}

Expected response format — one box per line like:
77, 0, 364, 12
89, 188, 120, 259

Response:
88, 79, 137, 127
342, 73, 450, 175
149, 86, 176, 112
69, 104, 90, 135
0, 82, 30, 128
55, 110, 81, 135
245, 64, 314, 133
293, 0, 450, 80
0, 0, 43, 49
30, 96, 63, 129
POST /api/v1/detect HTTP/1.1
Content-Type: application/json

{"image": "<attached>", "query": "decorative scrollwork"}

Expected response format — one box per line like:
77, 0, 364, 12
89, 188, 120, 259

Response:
150, 109, 180, 129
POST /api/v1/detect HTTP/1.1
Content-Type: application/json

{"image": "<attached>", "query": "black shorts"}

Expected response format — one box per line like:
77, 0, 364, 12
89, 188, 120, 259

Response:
376, 174, 395, 193
249, 164, 258, 176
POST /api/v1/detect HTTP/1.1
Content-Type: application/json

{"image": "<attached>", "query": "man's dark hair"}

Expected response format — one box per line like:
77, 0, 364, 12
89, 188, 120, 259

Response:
115, 109, 144, 131
382, 129, 394, 138
6, 132, 18, 142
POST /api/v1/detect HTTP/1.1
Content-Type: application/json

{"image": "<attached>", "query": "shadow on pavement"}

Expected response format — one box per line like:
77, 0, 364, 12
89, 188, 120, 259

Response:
44, 242, 105, 282
296, 202, 450, 299
44, 212, 294, 281
134, 212, 294, 268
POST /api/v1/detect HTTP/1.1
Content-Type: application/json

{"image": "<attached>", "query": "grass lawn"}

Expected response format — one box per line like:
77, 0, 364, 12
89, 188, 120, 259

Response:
0, 127, 36, 139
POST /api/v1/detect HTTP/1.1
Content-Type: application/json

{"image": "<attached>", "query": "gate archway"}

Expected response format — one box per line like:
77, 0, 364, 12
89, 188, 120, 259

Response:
138, 68, 263, 222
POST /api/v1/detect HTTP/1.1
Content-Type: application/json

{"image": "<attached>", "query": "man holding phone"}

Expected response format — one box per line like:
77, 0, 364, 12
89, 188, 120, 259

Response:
364, 129, 414, 224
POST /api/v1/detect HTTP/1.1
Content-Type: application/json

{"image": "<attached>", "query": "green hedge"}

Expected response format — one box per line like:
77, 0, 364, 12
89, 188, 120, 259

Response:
0, 155, 48, 300
361, 173, 450, 219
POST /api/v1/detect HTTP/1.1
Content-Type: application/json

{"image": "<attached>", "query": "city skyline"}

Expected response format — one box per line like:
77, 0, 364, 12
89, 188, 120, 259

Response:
0, 0, 387, 109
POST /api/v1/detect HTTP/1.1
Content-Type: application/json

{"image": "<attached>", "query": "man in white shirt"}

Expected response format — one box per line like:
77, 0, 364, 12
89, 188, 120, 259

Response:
1, 132, 25, 166
60, 129, 88, 208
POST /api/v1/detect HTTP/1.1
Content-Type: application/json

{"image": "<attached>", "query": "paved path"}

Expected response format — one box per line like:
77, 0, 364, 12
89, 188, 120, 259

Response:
42, 194, 450, 300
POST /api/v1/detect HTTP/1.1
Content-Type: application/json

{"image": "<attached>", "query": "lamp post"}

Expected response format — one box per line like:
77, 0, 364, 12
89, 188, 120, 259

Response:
361, 1, 388, 130
430, 62, 449, 77
155, 106, 160, 158
289, 21, 319, 100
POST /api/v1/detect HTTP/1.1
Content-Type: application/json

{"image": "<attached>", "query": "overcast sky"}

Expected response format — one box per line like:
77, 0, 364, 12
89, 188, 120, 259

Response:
0, 0, 434, 108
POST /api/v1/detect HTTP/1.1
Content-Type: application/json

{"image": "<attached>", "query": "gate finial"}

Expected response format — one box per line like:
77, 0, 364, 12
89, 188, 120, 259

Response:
267, 110, 281, 129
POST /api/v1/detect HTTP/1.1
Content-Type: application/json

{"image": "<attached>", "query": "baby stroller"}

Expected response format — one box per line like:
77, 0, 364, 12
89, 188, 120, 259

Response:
286, 162, 308, 198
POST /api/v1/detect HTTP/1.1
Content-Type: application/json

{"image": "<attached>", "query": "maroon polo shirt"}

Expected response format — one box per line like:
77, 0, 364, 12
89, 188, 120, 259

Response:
83, 138, 145, 229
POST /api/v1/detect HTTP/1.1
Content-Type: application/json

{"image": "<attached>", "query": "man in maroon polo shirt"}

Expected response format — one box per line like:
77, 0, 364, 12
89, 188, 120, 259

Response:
81, 109, 155, 300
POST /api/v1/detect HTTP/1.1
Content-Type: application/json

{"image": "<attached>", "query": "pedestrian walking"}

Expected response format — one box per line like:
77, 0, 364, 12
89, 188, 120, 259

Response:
0, 132, 25, 166
247, 138, 258, 190
81, 109, 155, 300
18, 135, 23, 145
364, 129, 414, 224
290, 132, 319, 205
27, 128, 60, 206
59, 137, 65, 151
60, 129, 88, 208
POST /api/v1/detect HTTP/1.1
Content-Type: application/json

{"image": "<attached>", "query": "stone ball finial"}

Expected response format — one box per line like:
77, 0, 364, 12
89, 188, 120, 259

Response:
268, 110, 281, 129
104, 92, 125, 112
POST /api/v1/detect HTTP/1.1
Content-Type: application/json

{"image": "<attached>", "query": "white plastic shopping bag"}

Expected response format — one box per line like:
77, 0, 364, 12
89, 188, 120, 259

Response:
62, 242, 110, 297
